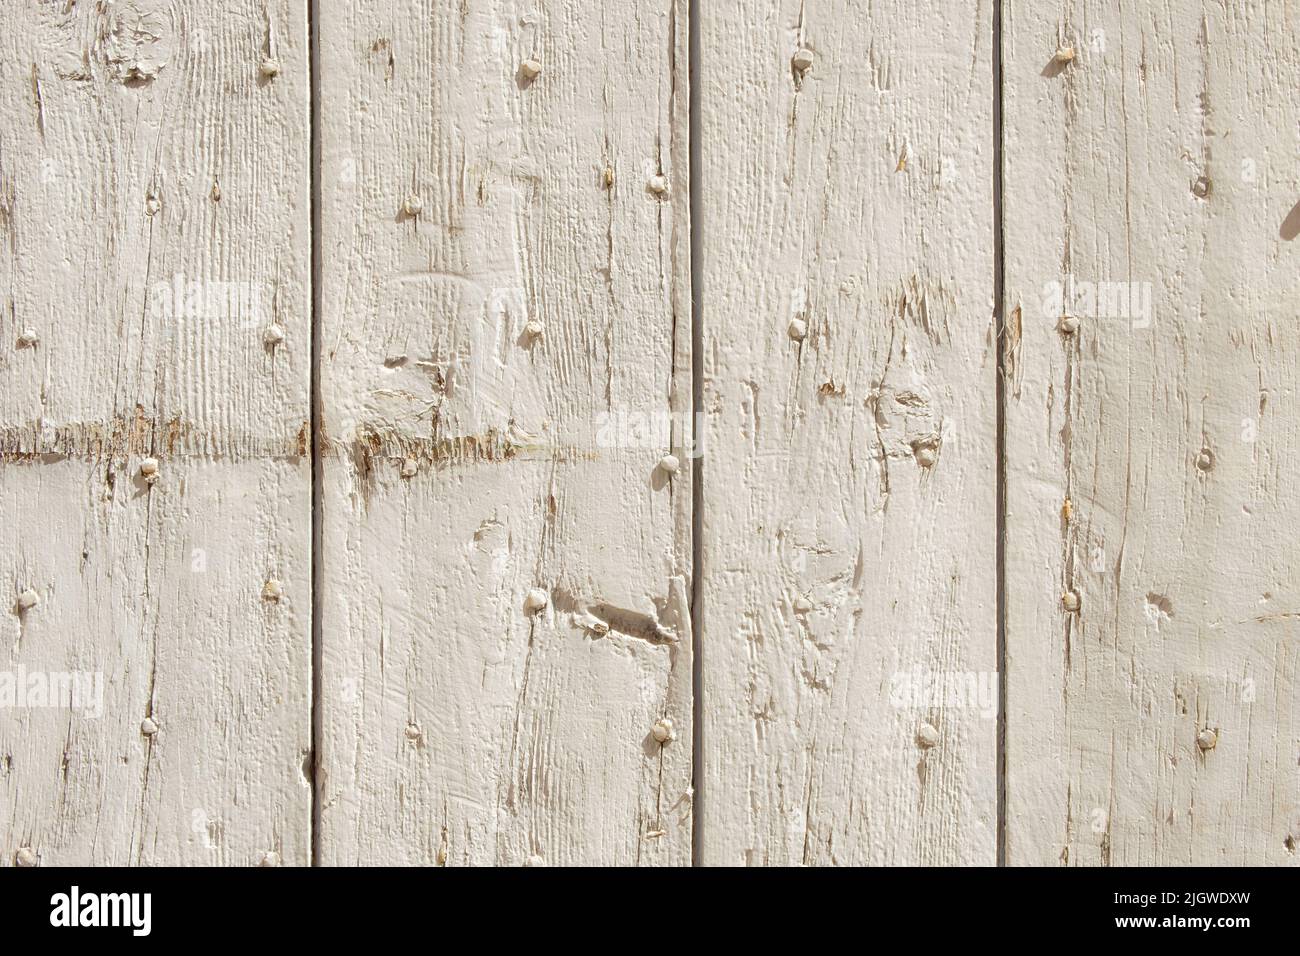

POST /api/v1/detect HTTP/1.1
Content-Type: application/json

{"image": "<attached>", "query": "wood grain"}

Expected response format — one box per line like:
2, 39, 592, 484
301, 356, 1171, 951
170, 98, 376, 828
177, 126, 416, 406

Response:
1003, 2, 1300, 865
698, 1, 998, 865
316, 0, 693, 865
0, 0, 311, 865
3, 0, 1292, 870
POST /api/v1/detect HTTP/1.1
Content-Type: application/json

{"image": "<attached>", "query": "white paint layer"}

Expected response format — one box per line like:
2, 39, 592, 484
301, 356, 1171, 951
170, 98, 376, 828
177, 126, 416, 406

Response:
1004, 3, 1300, 865
3, 0, 1292, 870
0, 1, 311, 865
316, 0, 693, 865
698, 1, 998, 864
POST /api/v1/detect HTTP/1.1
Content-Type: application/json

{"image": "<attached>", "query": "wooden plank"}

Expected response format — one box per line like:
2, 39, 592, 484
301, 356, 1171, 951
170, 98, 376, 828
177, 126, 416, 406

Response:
698, 2, 998, 864
1003, 4, 1300, 865
316, 0, 693, 865
0, 1, 311, 865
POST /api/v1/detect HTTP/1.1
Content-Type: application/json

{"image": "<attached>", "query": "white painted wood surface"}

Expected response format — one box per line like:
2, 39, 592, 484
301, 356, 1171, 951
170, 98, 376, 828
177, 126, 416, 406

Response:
1, 0, 1294, 868
1003, 4, 1300, 865
0, 1, 312, 865
698, 1, 998, 864
316, 0, 693, 866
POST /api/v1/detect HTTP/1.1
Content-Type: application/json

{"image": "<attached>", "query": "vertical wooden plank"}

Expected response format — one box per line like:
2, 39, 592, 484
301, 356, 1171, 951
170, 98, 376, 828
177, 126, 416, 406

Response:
699, 3, 997, 864
317, 1, 692, 865
0, 2, 311, 865
1004, 4, 1300, 864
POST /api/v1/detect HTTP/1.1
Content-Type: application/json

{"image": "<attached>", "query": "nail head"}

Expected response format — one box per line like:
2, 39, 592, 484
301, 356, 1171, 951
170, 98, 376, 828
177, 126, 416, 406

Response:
523, 588, 549, 614
651, 717, 675, 743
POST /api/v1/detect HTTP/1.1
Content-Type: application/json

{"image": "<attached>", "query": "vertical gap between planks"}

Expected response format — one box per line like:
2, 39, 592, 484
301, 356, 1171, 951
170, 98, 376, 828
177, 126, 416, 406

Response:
688, 0, 705, 868
292, 0, 1002, 871
993, 0, 1008, 868
308, 0, 324, 868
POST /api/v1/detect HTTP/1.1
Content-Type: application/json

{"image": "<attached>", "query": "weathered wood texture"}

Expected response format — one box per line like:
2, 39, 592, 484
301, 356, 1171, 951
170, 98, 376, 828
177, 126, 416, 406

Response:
6, 0, 1296, 870
1003, 4, 1300, 865
698, 2, 998, 864
0, 1, 312, 865
316, 1, 693, 865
